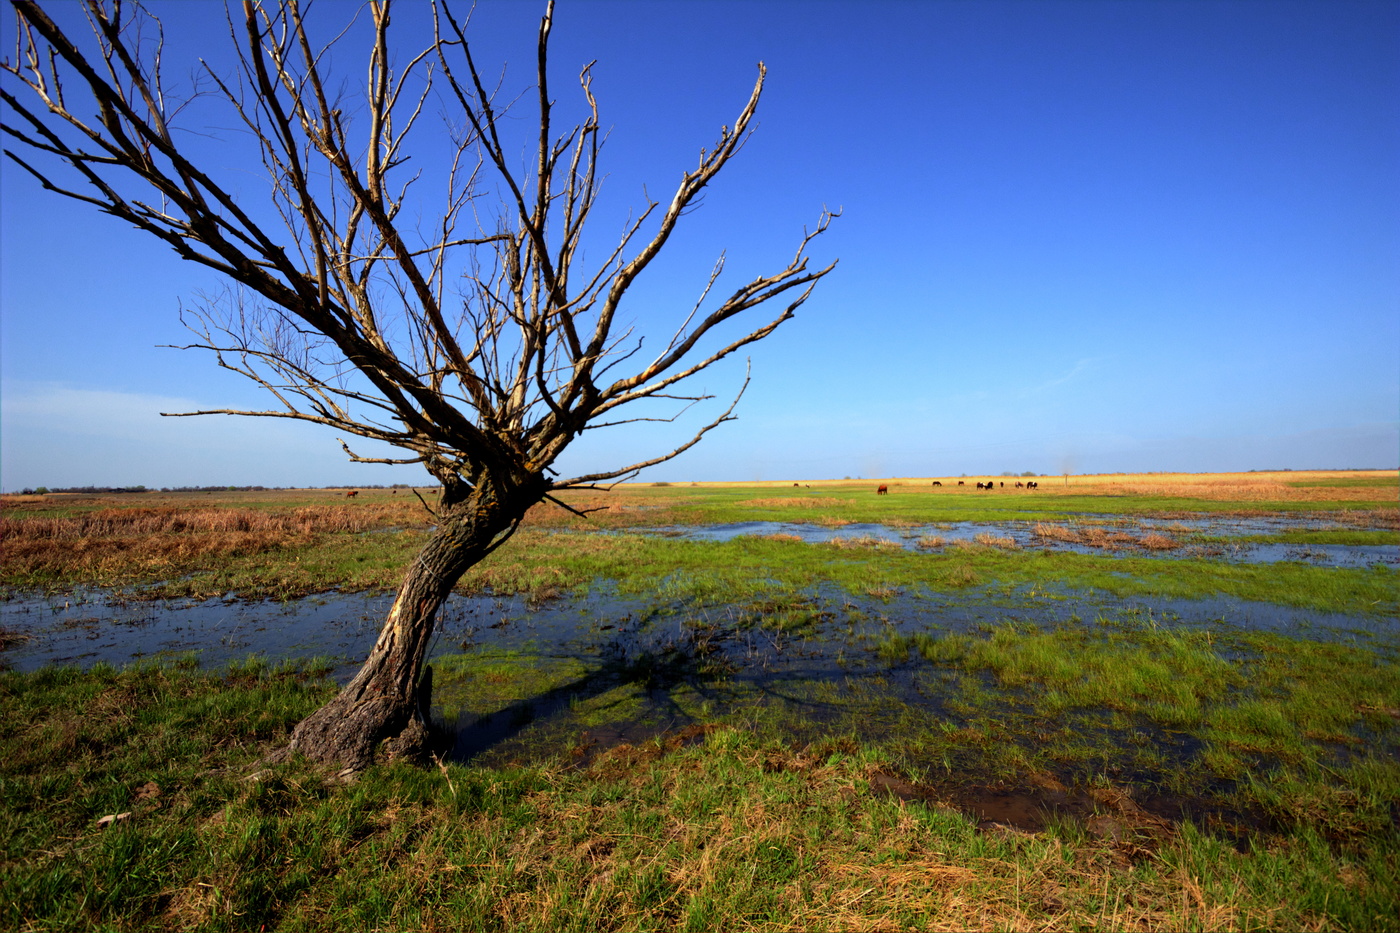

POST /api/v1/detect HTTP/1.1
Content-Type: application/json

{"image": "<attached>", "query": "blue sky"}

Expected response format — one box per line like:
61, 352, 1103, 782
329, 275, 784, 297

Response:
2, 0, 1397, 490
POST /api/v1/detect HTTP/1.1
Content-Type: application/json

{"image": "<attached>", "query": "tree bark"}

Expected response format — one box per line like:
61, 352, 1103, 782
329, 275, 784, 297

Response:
269, 476, 542, 773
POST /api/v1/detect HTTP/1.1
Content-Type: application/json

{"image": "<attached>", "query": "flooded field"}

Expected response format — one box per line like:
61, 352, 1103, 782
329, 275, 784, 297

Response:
3, 574, 1393, 798
635, 515, 1400, 568
2, 475, 1396, 842
2, 574, 1389, 682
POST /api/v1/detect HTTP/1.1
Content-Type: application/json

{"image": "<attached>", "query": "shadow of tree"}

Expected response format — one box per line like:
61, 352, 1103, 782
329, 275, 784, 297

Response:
439, 642, 742, 763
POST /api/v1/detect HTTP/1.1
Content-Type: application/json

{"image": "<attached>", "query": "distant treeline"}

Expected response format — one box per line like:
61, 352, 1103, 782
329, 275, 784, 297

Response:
13, 483, 432, 495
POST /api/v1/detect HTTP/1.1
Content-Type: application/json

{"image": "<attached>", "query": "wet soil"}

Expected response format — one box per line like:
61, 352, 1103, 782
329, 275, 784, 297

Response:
867, 769, 1261, 850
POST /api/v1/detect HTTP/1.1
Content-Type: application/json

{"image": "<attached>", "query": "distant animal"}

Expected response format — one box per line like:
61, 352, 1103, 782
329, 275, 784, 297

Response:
1000, 482, 1005, 488
877, 484, 889, 495
975, 482, 985, 490
346, 490, 359, 498
957, 481, 965, 486
932, 481, 942, 487
793, 482, 800, 487
1015, 482, 1023, 488
1027, 481, 1039, 489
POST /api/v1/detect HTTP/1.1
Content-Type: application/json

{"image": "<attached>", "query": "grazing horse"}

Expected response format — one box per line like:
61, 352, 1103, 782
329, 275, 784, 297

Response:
932, 481, 942, 487
1027, 481, 1038, 489
975, 482, 985, 490
1015, 482, 1023, 488
957, 481, 965, 486
877, 484, 889, 495
346, 490, 359, 498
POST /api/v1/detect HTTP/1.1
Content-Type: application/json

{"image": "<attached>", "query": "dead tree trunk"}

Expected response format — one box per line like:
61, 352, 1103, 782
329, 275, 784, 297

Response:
3, 0, 838, 774
270, 475, 544, 772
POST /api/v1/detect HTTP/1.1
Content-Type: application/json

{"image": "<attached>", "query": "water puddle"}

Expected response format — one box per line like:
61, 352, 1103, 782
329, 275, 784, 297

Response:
3, 580, 1388, 683
627, 518, 1399, 568
0, 590, 396, 681
3, 582, 1394, 840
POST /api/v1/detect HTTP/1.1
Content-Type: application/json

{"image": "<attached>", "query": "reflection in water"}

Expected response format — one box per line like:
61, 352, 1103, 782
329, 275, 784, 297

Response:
1, 576, 1391, 680
3, 578, 1392, 837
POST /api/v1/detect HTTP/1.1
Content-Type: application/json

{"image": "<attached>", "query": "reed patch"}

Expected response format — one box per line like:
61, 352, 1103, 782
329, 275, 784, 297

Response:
1033, 522, 1182, 551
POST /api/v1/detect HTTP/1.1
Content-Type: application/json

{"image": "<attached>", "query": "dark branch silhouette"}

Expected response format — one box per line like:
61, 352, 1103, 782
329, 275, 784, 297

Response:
1, 0, 837, 771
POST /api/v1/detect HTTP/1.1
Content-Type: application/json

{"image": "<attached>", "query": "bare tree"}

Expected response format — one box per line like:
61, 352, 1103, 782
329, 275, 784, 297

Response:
1, 0, 835, 771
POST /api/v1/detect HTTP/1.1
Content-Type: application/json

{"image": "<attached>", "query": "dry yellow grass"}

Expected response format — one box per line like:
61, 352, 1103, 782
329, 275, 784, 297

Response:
829, 535, 901, 550
980, 470, 1396, 503
1032, 523, 1183, 551
0, 502, 428, 580
1060, 470, 1397, 502
2, 504, 402, 540
627, 470, 1397, 503
973, 532, 1018, 549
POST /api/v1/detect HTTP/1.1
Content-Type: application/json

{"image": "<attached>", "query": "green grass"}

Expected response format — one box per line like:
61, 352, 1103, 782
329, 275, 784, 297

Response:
866, 621, 1400, 833
3, 661, 1398, 931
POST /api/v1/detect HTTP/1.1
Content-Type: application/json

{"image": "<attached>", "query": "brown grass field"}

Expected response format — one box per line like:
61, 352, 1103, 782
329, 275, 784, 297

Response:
681, 469, 1399, 502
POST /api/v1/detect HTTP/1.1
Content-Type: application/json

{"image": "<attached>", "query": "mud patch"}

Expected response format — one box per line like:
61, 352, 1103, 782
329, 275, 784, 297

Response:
869, 770, 1259, 851
0, 625, 32, 652
570, 722, 715, 771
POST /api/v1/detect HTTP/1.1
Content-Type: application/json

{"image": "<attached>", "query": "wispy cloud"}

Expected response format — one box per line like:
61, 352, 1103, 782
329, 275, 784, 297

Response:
4, 382, 218, 441
0, 381, 414, 489
1023, 357, 1102, 396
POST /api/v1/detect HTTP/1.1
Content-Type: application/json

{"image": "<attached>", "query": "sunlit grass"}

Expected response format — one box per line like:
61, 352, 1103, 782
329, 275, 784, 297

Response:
869, 621, 1400, 838
4, 660, 1398, 931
